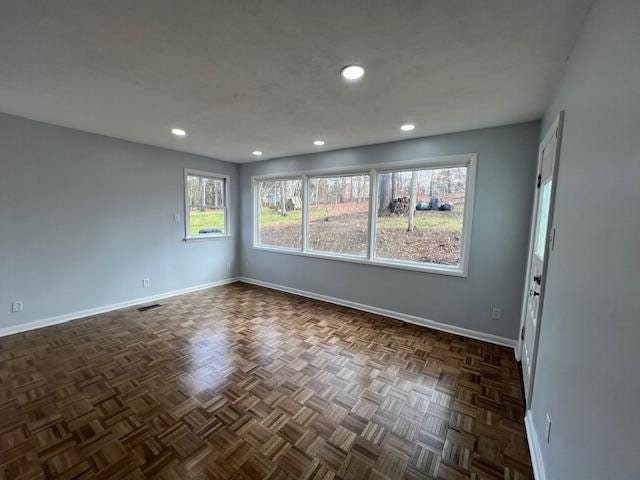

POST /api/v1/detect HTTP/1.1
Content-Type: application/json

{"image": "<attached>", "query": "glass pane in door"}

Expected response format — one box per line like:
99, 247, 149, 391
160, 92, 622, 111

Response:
534, 179, 552, 258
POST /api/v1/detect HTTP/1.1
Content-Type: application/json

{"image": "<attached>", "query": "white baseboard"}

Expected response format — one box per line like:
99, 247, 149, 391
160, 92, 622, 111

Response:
525, 411, 547, 480
238, 277, 516, 349
3, 276, 517, 351
0, 277, 239, 338
514, 339, 523, 361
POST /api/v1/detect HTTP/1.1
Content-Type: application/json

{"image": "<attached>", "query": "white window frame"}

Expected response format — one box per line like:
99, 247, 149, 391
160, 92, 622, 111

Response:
253, 175, 305, 251
184, 168, 230, 241
252, 153, 477, 277
306, 172, 372, 258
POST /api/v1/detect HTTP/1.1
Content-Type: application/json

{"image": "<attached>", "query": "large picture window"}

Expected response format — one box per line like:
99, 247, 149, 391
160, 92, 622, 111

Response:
184, 169, 228, 239
252, 154, 476, 276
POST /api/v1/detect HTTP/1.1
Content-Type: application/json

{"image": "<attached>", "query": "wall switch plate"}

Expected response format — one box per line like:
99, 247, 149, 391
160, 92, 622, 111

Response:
491, 307, 502, 320
173, 214, 180, 223
142, 278, 150, 288
545, 413, 552, 443
11, 301, 23, 312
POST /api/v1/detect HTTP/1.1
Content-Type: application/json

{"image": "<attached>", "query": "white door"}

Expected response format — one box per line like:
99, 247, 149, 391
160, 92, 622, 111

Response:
520, 112, 564, 406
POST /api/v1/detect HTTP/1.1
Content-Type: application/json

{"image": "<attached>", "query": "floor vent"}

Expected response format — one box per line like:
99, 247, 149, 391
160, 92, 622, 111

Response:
137, 303, 162, 312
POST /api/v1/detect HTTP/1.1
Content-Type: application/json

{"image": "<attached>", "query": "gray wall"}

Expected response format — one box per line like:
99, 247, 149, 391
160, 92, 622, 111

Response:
239, 122, 539, 340
530, 0, 640, 478
0, 113, 239, 331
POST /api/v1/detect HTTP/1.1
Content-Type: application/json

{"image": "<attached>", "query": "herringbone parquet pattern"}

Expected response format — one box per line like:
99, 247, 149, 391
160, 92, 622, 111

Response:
0, 283, 532, 479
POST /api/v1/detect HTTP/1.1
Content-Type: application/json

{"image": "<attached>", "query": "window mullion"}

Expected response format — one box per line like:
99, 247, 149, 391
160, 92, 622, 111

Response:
302, 176, 309, 252
367, 170, 378, 261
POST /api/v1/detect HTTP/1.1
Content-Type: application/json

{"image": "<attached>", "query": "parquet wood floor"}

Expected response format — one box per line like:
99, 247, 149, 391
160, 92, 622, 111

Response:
0, 283, 533, 480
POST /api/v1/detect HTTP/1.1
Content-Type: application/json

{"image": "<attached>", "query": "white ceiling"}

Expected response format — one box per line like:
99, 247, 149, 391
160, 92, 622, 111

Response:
0, 1, 591, 163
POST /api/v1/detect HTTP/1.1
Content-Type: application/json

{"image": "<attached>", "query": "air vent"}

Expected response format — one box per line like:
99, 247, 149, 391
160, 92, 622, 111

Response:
137, 303, 161, 312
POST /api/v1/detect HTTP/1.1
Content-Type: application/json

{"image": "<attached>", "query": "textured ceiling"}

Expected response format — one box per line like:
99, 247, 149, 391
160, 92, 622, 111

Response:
0, 0, 591, 162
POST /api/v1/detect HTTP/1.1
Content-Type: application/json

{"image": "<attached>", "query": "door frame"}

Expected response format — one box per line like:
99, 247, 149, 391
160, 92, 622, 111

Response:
516, 111, 565, 407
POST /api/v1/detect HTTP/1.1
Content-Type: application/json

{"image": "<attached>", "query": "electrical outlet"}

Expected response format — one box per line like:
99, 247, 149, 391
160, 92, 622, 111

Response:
11, 301, 23, 313
173, 213, 180, 223
142, 278, 150, 288
545, 413, 552, 443
491, 307, 502, 320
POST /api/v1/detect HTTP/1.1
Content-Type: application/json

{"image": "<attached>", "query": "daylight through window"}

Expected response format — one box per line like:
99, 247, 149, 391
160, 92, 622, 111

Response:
376, 167, 467, 265
256, 178, 304, 249
253, 155, 475, 275
308, 175, 370, 256
185, 170, 227, 238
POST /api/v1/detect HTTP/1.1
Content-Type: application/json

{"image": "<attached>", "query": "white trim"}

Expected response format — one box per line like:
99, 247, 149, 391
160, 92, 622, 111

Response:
516, 111, 564, 405
238, 277, 516, 348
459, 156, 477, 276
0, 277, 239, 338
525, 411, 547, 480
251, 153, 477, 278
254, 177, 305, 252
184, 168, 230, 239
184, 234, 232, 242
251, 245, 467, 277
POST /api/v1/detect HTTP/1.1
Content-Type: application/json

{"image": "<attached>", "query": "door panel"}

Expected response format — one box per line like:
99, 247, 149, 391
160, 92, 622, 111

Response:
520, 113, 563, 405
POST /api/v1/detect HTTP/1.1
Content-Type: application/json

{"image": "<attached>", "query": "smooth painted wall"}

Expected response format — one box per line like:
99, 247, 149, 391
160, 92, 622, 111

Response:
239, 122, 539, 340
529, 0, 640, 478
0, 113, 239, 331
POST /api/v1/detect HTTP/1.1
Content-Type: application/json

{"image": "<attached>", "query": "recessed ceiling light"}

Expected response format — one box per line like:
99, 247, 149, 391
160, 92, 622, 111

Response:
400, 123, 416, 132
252, 150, 263, 156
313, 140, 326, 146
171, 128, 186, 137
341, 65, 365, 81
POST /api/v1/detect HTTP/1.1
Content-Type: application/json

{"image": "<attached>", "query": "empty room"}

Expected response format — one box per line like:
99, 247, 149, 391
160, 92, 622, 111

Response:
1, 1, 638, 479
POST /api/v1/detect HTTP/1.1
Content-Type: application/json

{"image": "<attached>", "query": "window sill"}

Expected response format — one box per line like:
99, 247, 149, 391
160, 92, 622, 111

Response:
251, 245, 467, 277
184, 235, 232, 242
